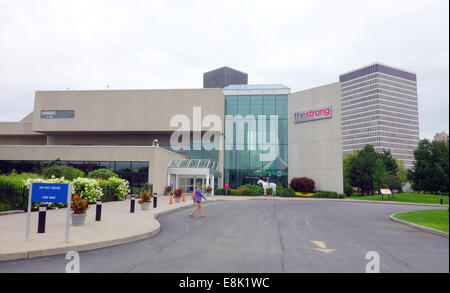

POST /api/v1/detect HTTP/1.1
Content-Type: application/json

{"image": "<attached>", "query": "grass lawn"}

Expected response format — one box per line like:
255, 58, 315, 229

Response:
348, 193, 449, 205
393, 209, 449, 233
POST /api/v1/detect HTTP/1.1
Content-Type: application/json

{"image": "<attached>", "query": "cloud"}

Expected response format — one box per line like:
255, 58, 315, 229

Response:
0, 0, 448, 138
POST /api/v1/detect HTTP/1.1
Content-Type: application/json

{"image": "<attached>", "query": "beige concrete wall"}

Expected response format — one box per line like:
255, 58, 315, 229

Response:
0, 145, 184, 194
21, 112, 33, 122
46, 133, 173, 146
0, 122, 41, 135
0, 135, 46, 145
32, 89, 225, 133
288, 82, 343, 193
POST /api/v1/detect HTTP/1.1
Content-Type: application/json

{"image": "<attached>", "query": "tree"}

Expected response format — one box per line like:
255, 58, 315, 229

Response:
395, 158, 408, 183
385, 174, 402, 191
343, 152, 357, 195
349, 145, 379, 195
42, 165, 85, 181
408, 139, 449, 193
379, 149, 398, 175
373, 159, 388, 191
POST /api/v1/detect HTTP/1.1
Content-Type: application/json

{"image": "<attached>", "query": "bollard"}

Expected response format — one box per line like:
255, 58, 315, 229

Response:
440, 198, 444, 205
153, 193, 157, 208
95, 198, 102, 221
38, 203, 47, 233
130, 194, 135, 213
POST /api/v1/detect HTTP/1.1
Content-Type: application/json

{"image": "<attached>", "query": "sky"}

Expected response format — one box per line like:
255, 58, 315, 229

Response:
0, 0, 448, 139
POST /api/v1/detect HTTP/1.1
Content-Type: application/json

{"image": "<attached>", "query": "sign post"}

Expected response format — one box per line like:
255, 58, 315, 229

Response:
224, 183, 229, 196
25, 183, 72, 243
379, 188, 392, 201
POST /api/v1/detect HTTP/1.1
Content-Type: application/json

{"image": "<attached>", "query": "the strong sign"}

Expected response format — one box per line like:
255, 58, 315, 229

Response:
294, 105, 332, 123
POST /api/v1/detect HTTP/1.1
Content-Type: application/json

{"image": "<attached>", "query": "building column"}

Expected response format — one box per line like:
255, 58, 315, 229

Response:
211, 174, 215, 196
167, 172, 171, 187
175, 174, 179, 189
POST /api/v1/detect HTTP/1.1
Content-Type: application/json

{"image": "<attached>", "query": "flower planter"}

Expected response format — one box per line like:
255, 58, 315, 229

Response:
71, 213, 87, 226
140, 202, 151, 210
174, 196, 181, 203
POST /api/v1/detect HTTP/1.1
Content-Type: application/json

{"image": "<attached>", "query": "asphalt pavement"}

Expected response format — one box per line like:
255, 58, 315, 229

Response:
0, 199, 448, 273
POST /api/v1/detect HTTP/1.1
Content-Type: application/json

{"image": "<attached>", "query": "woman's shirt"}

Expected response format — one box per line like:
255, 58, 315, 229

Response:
194, 188, 206, 202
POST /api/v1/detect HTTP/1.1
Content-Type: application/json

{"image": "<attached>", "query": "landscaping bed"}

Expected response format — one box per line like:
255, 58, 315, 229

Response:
348, 193, 449, 205
393, 209, 449, 233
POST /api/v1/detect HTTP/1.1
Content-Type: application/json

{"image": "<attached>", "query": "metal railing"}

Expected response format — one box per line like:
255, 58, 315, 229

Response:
0, 181, 148, 212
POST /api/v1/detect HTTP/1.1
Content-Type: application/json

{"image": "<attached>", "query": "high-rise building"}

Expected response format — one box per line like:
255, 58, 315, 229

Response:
339, 63, 419, 169
433, 131, 449, 142
203, 66, 248, 88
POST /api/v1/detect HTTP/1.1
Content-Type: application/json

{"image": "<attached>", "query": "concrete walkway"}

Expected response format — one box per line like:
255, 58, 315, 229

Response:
0, 195, 252, 261
0, 195, 447, 261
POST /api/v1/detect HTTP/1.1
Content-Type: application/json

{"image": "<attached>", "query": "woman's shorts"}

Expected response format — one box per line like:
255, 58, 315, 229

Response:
194, 200, 201, 204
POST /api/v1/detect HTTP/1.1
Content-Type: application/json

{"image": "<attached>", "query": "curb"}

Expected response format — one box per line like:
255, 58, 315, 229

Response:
0, 200, 221, 262
0, 210, 25, 216
390, 212, 449, 238
241, 195, 448, 208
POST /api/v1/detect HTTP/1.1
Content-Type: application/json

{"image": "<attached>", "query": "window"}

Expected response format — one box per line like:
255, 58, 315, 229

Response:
41, 110, 75, 119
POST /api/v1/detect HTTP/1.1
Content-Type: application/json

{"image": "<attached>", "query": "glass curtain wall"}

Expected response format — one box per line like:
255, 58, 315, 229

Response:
224, 94, 288, 188
0, 160, 149, 188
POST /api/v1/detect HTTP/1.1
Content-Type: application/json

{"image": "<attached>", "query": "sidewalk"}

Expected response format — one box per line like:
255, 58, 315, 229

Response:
0, 195, 251, 261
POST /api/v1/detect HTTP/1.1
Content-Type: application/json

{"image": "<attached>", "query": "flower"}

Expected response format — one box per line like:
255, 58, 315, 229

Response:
138, 191, 153, 204
173, 188, 183, 197
71, 194, 89, 214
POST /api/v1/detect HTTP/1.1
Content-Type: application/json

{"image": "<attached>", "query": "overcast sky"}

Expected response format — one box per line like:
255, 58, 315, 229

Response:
0, 0, 448, 139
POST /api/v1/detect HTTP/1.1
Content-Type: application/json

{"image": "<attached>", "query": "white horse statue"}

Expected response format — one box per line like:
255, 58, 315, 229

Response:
257, 179, 277, 196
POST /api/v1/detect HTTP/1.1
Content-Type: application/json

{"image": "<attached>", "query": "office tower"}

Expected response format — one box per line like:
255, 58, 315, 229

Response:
340, 63, 419, 169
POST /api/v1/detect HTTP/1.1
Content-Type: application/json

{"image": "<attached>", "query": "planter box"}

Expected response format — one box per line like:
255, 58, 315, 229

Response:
71, 213, 87, 226
140, 202, 151, 210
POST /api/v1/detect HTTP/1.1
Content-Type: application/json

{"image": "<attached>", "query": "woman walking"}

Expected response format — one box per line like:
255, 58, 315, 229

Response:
190, 184, 207, 218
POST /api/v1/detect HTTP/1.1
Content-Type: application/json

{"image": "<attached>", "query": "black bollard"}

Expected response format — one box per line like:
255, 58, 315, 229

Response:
153, 193, 157, 208
130, 194, 135, 213
95, 198, 102, 221
38, 203, 47, 233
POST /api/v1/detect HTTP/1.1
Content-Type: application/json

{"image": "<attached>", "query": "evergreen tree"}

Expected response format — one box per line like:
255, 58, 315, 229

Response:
408, 139, 449, 193
349, 145, 378, 194
373, 158, 388, 191
379, 149, 398, 175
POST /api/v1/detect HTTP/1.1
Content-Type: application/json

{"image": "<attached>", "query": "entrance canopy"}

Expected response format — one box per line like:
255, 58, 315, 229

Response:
167, 159, 221, 195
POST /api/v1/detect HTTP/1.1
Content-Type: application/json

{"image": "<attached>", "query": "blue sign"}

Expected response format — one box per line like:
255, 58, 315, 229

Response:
170, 183, 174, 189
31, 183, 70, 203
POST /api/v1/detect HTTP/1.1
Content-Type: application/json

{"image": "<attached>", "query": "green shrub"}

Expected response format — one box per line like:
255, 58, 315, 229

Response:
0, 173, 41, 188
239, 184, 264, 195
344, 180, 354, 196
277, 187, 296, 197
0, 202, 11, 212
87, 168, 119, 180
42, 165, 85, 181
317, 191, 345, 198
214, 188, 226, 195
105, 177, 128, 200
72, 178, 103, 204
